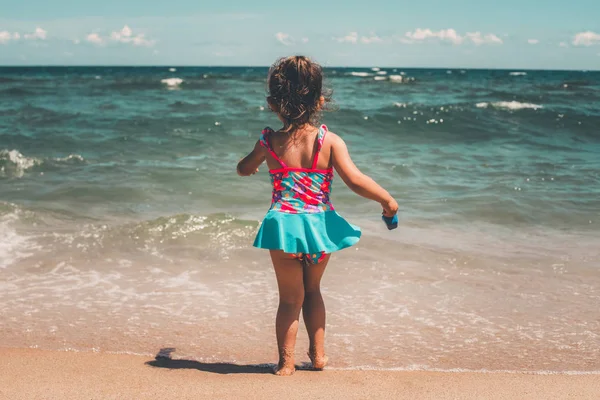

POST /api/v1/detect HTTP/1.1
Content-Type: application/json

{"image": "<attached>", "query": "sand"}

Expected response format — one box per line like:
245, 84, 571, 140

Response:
0, 348, 598, 400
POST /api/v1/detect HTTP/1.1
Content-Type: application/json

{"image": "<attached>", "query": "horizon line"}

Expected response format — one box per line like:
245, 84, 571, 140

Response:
0, 65, 598, 72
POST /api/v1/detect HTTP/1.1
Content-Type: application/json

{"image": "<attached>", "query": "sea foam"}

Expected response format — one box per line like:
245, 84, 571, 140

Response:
161, 78, 183, 87
0, 150, 39, 178
476, 101, 543, 110
350, 72, 372, 77
0, 209, 38, 268
0, 149, 86, 178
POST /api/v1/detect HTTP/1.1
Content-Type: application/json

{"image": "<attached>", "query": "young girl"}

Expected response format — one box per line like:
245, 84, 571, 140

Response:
237, 55, 398, 376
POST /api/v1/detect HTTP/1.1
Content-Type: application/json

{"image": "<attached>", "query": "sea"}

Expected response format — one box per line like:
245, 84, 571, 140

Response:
1, 66, 599, 373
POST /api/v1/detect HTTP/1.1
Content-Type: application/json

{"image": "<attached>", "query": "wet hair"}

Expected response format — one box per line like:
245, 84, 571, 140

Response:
267, 55, 331, 133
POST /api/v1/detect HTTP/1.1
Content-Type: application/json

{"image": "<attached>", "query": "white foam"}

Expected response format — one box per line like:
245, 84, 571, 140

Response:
371, 67, 380, 71
373, 76, 387, 81
389, 75, 404, 83
161, 78, 183, 87
376, 71, 387, 75
0, 211, 38, 268
0, 149, 39, 178
394, 102, 407, 108
476, 101, 543, 110
350, 72, 371, 77
509, 72, 527, 76
169, 68, 177, 72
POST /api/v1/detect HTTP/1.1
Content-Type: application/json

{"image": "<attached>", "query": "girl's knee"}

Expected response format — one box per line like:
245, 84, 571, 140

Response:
303, 284, 321, 295
279, 290, 305, 308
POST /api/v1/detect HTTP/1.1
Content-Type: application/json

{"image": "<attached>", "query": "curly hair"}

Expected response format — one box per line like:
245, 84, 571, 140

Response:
267, 55, 331, 133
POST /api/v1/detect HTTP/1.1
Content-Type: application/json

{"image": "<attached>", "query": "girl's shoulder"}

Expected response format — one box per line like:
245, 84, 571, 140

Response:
321, 128, 341, 147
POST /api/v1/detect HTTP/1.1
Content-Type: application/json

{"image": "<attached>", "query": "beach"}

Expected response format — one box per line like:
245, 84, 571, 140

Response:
1, 67, 599, 389
1, 348, 599, 400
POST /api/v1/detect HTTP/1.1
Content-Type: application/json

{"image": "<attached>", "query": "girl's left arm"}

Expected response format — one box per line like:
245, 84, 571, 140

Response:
237, 140, 266, 176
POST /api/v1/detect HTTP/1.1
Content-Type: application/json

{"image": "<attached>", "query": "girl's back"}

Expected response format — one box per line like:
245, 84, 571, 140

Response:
265, 126, 332, 171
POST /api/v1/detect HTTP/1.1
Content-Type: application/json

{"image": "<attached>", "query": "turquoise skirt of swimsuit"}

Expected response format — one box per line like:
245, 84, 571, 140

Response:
253, 209, 361, 255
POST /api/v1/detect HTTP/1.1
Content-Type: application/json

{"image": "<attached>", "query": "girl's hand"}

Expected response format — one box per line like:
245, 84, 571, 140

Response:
381, 197, 398, 217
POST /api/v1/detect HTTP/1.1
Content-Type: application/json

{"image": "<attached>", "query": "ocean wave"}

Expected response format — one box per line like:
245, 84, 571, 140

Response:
0, 206, 39, 268
102, 76, 246, 91
349, 72, 372, 77
161, 77, 183, 88
509, 72, 527, 76
389, 75, 411, 83
0, 87, 36, 96
476, 101, 543, 111
0, 149, 86, 178
45, 213, 259, 261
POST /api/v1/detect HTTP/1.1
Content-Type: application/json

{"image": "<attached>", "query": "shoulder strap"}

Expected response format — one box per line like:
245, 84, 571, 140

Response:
259, 127, 287, 168
311, 125, 328, 169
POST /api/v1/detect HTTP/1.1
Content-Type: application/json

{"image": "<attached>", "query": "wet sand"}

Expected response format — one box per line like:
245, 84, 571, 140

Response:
0, 348, 598, 400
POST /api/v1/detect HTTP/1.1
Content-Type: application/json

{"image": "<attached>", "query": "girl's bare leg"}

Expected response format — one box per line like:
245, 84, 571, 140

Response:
270, 250, 305, 376
302, 254, 330, 369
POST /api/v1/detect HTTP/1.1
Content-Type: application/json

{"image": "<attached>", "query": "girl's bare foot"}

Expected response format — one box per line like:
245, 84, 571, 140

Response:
273, 362, 296, 376
308, 350, 328, 370
274, 348, 296, 376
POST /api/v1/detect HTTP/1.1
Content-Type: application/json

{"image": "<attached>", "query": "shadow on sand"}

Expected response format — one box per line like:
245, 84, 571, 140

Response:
145, 348, 273, 375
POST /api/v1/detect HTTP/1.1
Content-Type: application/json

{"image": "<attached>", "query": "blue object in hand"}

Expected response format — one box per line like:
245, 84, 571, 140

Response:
382, 214, 398, 230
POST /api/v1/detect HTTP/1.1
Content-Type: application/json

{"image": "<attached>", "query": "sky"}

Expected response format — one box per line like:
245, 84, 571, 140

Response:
1, 0, 599, 69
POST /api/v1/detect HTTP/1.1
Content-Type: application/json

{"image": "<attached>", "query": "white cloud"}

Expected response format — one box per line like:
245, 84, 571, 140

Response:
360, 33, 384, 44
465, 32, 503, 45
334, 32, 385, 45
0, 30, 21, 44
528, 39, 539, 45
559, 41, 568, 48
110, 25, 133, 41
84, 26, 155, 47
336, 32, 358, 44
301, 37, 309, 44
130, 34, 154, 46
572, 31, 600, 46
405, 28, 463, 45
86, 33, 104, 45
110, 25, 154, 46
0, 31, 12, 44
275, 32, 292, 46
401, 28, 502, 46
24, 27, 47, 40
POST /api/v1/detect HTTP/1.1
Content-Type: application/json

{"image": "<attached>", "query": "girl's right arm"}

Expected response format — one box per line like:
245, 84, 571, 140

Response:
330, 134, 398, 217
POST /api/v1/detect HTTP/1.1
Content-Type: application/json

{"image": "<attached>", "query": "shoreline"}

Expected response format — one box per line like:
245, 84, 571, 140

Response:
4, 345, 600, 376
1, 348, 598, 400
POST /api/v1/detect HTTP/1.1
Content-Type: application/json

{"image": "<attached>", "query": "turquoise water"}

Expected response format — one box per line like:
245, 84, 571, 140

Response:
1, 67, 599, 372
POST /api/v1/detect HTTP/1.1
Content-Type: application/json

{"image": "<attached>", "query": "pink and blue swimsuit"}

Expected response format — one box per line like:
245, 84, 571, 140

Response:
253, 125, 361, 265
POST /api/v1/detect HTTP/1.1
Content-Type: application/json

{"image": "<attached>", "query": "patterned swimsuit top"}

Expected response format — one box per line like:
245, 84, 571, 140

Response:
260, 125, 335, 214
